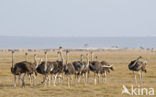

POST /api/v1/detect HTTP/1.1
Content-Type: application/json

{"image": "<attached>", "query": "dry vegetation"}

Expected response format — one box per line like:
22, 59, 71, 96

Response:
0, 49, 156, 97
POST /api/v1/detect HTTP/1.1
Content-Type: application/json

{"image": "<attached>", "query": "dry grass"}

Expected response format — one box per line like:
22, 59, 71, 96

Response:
0, 49, 156, 97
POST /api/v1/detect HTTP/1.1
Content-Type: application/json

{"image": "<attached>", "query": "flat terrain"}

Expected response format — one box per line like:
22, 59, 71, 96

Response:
0, 49, 156, 97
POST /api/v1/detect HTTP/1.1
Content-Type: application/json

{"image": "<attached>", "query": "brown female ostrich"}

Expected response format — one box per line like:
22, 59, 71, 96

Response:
63, 50, 75, 87
128, 56, 147, 83
81, 53, 90, 85
100, 61, 114, 82
50, 48, 64, 86
36, 51, 56, 86
72, 54, 86, 84
89, 52, 113, 84
11, 51, 36, 87
36, 47, 64, 86
89, 61, 102, 85
89, 51, 103, 85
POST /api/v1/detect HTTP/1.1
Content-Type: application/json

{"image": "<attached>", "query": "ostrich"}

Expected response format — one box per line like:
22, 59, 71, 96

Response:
89, 60, 102, 85
128, 56, 147, 83
36, 51, 55, 86
63, 50, 75, 87
72, 54, 86, 84
11, 51, 36, 87
50, 49, 64, 86
100, 61, 114, 82
81, 53, 90, 85
36, 47, 64, 86
89, 51, 113, 84
89, 51, 103, 85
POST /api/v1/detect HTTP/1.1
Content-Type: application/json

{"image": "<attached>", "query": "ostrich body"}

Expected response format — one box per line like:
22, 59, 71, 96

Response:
128, 56, 147, 83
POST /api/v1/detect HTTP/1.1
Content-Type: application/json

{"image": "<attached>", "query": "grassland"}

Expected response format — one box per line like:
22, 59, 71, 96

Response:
0, 49, 156, 97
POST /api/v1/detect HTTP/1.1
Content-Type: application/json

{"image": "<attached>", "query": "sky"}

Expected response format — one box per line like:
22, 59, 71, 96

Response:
0, 0, 156, 37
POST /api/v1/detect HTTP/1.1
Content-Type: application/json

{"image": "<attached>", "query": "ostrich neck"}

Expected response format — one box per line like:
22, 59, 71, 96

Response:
25, 55, 28, 61
59, 50, 64, 64
66, 53, 68, 64
86, 57, 89, 68
44, 53, 47, 71
34, 56, 38, 69
80, 55, 83, 62
12, 52, 14, 68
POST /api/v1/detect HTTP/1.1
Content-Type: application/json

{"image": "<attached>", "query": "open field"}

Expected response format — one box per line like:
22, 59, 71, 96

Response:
0, 49, 156, 97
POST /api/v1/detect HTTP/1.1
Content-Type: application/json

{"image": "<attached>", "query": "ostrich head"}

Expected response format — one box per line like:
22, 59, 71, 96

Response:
137, 56, 143, 60
142, 61, 147, 73
139, 56, 142, 58
59, 46, 62, 49
110, 65, 114, 71
66, 50, 69, 53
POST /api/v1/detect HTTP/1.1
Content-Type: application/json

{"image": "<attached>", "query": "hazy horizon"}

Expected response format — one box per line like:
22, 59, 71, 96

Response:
0, 36, 155, 49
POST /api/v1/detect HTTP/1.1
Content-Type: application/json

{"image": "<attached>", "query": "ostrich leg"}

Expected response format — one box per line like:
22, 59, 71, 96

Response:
82, 73, 86, 86
67, 76, 70, 88
47, 75, 51, 86
133, 71, 137, 83
14, 75, 16, 87
78, 75, 81, 84
85, 72, 88, 84
41, 75, 46, 84
29, 74, 32, 87
32, 74, 37, 86
53, 74, 58, 86
139, 71, 142, 84
103, 71, 107, 82
98, 73, 101, 83
94, 73, 97, 85
18, 75, 21, 86
21, 73, 26, 88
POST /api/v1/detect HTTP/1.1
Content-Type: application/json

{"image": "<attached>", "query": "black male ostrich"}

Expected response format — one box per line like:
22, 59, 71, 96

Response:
11, 51, 36, 87
128, 56, 147, 83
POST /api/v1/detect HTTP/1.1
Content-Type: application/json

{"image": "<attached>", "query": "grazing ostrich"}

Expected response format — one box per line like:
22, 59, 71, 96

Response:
63, 50, 75, 87
128, 56, 147, 83
100, 61, 114, 82
11, 51, 36, 87
89, 52, 113, 84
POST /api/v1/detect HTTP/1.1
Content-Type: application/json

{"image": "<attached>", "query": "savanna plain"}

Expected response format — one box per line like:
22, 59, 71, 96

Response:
0, 49, 156, 97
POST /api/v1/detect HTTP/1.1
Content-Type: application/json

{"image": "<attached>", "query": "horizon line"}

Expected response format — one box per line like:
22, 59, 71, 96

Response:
0, 35, 156, 38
